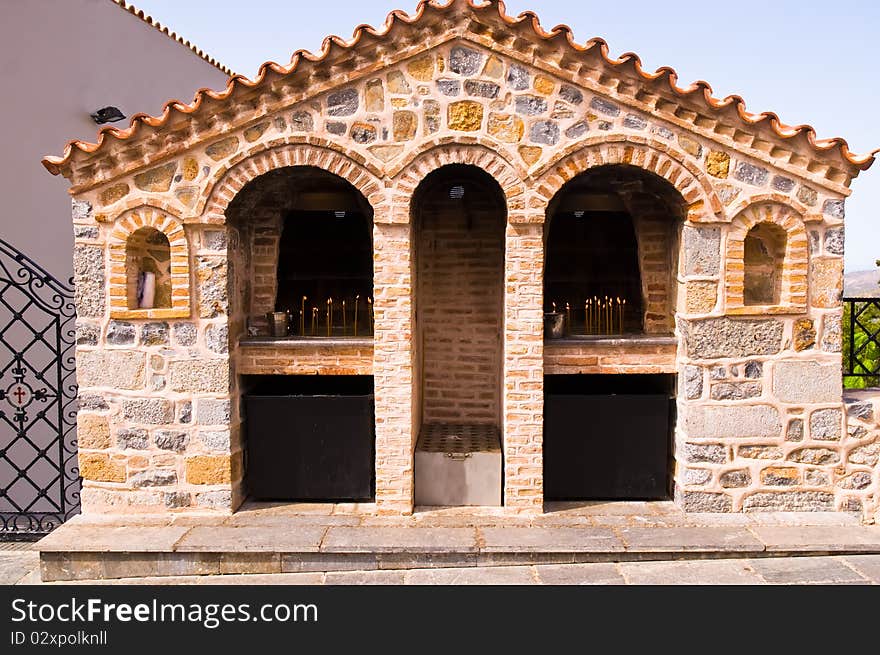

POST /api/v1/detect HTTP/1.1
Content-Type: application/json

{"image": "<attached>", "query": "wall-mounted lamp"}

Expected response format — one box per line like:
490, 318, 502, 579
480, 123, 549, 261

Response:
90, 106, 126, 124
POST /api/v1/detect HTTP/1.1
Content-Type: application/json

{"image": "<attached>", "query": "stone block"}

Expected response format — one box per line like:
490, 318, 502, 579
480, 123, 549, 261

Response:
76, 320, 99, 346
141, 322, 169, 346
811, 258, 843, 308
705, 151, 730, 178
106, 320, 136, 345
683, 468, 712, 485
683, 443, 727, 464
514, 95, 547, 115
199, 429, 230, 451
825, 227, 844, 256
678, 491, 732, 512
683, 365, 703, 399
205, 323, 228, 354
772, 361, 841, 403
73, 245, 105, 318
734, 161, 769, 186
682, 226, 721, 276
134, 162, 176, 193
589, 97, 619, 117
797, 186, 818, 206
760, 466, 800, 486
793, 319, 816, 351
173, 322, 197, 347
810, 408, 842, 441
122, 399, 173, 424
76, 413, 110, 449
449, 46, 483, 75
194, 489, 232, 510
186, 455, 235, 484
116, 428, 148, 450
786, 418, 804, 442
78, 452, 125, 482
743, 492, 835, 511
448, 100, 483, 131
77, 351, 145, 390
823, 199, 845, 219
559, 85, 583, 105
169, 359, 229, 393
682, 317, 783, 359
685, 280, 717, 314
787, 447, 840, 465
720, 469, 751, 488
197, 258, 228, 318
197, 399, 231, 425
326, 88, 358, 116
129, 469, 177, 488
684, 404, 781, 439
507, 63, 530, 90
710, 381, 761, 400
154, 430, 189, 451
848, 442, 880, 467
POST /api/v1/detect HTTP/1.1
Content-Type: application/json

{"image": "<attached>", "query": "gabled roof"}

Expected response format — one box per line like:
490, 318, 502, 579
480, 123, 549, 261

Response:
44, 0, 875, 177
112, 1, 234, 76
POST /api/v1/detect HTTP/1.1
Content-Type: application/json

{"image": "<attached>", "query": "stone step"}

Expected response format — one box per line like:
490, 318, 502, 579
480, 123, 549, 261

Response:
36, 517, 880, 582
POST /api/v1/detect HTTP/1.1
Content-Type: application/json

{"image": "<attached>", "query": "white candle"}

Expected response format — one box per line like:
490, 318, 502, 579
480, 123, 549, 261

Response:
138, 271, 156, 309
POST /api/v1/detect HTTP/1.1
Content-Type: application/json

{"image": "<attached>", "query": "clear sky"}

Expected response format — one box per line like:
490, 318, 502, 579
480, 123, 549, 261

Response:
131, 0, 880, 272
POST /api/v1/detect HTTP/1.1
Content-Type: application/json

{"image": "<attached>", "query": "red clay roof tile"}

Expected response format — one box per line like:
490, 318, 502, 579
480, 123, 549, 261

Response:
43, 0, 875, 175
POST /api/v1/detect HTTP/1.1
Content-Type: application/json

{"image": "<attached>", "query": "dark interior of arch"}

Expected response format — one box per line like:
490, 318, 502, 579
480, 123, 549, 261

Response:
227, 166, 374, 333
545, 164, 685, 335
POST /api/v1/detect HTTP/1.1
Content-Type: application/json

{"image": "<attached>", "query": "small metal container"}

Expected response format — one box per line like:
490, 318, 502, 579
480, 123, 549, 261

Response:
544, 312, 566, 339
267, 311, 290, 337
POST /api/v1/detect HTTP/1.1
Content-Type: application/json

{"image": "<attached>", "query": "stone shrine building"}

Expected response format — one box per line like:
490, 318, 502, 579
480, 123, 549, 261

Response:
44, 0, 879, 523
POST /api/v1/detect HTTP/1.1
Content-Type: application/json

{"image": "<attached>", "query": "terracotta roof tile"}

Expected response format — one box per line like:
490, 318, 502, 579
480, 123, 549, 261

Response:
43, 0, 875, 175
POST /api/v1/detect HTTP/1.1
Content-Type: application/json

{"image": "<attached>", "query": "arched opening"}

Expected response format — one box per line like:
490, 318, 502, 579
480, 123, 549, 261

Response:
125, 227, 171, 310
544, 164, 685, 336
227, 166, 376, 504
412, 164, 506, 507
227, 166, 374, 337
543, 164, 685, 502
744, 222, 786, 306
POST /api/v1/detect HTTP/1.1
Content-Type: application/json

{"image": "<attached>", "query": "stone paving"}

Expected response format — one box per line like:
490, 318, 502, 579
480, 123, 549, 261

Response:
4, 547, 880, 585
28, 502, 880, 583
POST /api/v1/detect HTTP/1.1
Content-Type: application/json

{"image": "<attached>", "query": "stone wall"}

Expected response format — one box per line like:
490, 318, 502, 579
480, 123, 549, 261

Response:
67, 36, 874, 518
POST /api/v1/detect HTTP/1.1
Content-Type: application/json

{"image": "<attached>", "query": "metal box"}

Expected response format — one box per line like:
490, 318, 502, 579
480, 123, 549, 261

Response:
244, 376, 375, 501
414, 424, 502, 506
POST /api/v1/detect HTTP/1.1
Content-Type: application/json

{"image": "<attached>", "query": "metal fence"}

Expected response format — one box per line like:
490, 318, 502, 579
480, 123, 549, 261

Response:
843, 297, 880, 387
0, 238, 80, 539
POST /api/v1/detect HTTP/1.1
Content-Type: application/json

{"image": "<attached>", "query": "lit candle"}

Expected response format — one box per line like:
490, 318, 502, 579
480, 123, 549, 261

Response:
585, 300, 590, 336
621, 299, 627, 335
342, 300, 347, 336
311, 307, 317, 336
368, 297, 373, 333
300, 296, 307, 336
565, 302, 571, 333
617, 297, 623, 335
354, 295, 360, 337
327, 298, 333, 337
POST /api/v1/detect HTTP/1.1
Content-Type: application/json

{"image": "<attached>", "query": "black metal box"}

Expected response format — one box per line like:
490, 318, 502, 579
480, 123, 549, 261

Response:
244, 376, 375, 501
544, 375, 673, 500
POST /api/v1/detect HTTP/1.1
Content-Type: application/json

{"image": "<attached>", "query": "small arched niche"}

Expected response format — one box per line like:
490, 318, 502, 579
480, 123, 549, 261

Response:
544, 164, 686, 336
743, 222, 787, 306
126, 226, 172, 310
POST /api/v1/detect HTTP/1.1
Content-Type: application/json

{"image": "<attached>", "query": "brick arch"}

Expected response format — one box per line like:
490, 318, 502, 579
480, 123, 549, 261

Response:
532, 134, 724, 223
108, 205, 190, 319
198, 139, 386, 223
390, 142, 527, 224
725, 202, 809, 313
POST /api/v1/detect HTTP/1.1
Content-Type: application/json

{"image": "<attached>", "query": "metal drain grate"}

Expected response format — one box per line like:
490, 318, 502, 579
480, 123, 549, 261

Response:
417, 423, 501, 454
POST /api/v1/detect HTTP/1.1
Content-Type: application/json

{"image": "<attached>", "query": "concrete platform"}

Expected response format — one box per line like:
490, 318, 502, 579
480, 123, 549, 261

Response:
35, 502, 880, 582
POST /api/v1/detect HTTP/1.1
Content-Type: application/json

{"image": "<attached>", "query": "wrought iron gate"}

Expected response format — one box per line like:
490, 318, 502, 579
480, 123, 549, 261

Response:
0, 238, 79, 538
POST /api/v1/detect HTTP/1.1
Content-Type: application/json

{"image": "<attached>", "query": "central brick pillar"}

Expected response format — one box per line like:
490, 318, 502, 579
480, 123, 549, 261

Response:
373, 212, 417, 514
503, 218, 545, 512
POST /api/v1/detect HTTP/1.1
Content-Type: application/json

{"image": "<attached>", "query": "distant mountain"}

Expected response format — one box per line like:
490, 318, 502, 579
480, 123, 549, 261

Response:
845, 269, 880, 297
